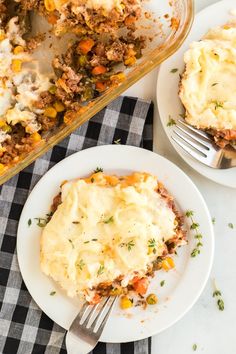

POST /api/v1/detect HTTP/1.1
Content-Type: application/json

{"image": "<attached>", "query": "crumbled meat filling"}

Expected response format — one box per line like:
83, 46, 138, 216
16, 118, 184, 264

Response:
0, 0, 146, 171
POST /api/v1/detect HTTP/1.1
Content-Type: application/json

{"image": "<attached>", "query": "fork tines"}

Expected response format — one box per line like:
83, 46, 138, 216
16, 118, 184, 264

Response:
72, 296, 117, 336
171, 119, 220, 165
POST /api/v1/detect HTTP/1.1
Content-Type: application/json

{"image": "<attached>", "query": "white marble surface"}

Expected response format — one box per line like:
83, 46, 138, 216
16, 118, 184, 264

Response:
125, 0, 236, 353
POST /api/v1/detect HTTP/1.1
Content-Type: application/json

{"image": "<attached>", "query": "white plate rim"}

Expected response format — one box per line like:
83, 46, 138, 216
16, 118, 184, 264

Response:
157, 0, 236, 189
17, 145, 214, 343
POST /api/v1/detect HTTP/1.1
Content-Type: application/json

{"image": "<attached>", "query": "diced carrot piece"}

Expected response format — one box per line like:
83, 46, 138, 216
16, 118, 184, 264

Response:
91, 65, 107, 76
132, 277, 149, 295
95, 81, 107, 92
89, 293, 101, 305
124, 15, 136, 26
78, 38, 95, 54
47, 13, 58, 24
44, 0, 55, 12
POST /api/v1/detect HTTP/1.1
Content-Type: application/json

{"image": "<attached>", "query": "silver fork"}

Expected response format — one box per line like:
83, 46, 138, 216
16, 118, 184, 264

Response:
172, 120, 236, 169
66, 296, 117, 354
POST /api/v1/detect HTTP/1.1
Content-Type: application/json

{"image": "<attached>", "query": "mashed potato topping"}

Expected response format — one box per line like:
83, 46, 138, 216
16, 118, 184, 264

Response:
179, 23, 236, 131
40, 172, 178, 298
0, 17, 51, 145
54, 0, 136, 12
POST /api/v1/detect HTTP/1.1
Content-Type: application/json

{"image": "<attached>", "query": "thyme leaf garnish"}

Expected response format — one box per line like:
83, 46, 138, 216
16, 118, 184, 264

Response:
167, 115, 176, 127
97, 265, 105, 276
77, 259, 85, 270
148, 238, 156, 248
104, 216, 114, 224
120, 240, 135, 251
114, 138, 121, 144
185, 210, 203, 257
212, 279, 224, 311
160, 280, 165, 287
94, 167, 103, 173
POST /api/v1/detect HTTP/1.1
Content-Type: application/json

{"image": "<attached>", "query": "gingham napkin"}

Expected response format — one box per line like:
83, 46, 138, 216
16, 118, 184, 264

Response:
0, 96, 153, 354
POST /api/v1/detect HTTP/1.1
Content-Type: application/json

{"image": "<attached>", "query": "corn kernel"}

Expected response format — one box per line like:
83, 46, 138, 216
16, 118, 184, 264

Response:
0, 30, 5, 41
2, 124, 12, 133
0, 120, 5, 127
13, 46, 24, 55
110, 288, 122, 296
0, 163, 5, 173
124, 56, 136, 66
120, 296, 133, 310
44, 0, 55, 12
110, 72, 126, 82
49, 85, 57, 94
44, 106, 57, 118
162, 257, 175, 271
31, 132, 41, 142
53, 101, 65, 112
11, 59, 22, 73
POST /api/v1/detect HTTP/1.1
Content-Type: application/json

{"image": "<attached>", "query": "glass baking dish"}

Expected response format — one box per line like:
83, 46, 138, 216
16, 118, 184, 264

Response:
0, 0, 193, 185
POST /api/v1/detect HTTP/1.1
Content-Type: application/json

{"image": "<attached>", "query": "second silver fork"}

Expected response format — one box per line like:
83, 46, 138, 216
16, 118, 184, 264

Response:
172, 120, 236, 169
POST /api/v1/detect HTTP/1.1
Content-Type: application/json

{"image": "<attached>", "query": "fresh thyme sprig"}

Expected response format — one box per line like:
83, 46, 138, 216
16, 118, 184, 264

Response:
77, 259, 85, 270
104, 216, 114, 224
34, 217, 48, 228
114, 138, 121, 144
68, 239, 74, 249
185, 210, 203, 257
94, 167, 103, 173
148, 238, 156, 248
33, 211, 53, 228
97, 265, 105, 276
212, 279, 224, 311
212, 100, 224, 110
120, 240, 135, 251
167, 115, 176, 127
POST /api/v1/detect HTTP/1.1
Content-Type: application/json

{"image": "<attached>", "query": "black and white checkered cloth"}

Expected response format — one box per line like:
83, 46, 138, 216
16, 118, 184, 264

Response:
0, 96, 153, 354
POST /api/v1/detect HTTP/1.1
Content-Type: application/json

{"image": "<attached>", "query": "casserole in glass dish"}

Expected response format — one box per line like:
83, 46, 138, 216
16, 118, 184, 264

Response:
0, 0, 193, 184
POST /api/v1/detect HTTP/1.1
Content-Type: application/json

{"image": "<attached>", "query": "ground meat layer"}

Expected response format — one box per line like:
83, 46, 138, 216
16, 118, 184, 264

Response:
0, 0, 146, 172
53, 34, 145, 107
206, 128, 236, 149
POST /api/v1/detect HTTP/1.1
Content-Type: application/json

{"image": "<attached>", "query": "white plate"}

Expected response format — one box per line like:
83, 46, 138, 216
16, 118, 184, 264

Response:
157, 0, 236, 189
17, 145, 214, 343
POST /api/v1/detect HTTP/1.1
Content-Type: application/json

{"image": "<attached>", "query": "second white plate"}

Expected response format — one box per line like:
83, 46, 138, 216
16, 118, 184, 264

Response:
157, 0, 236, 189
17, 145, 214, 343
